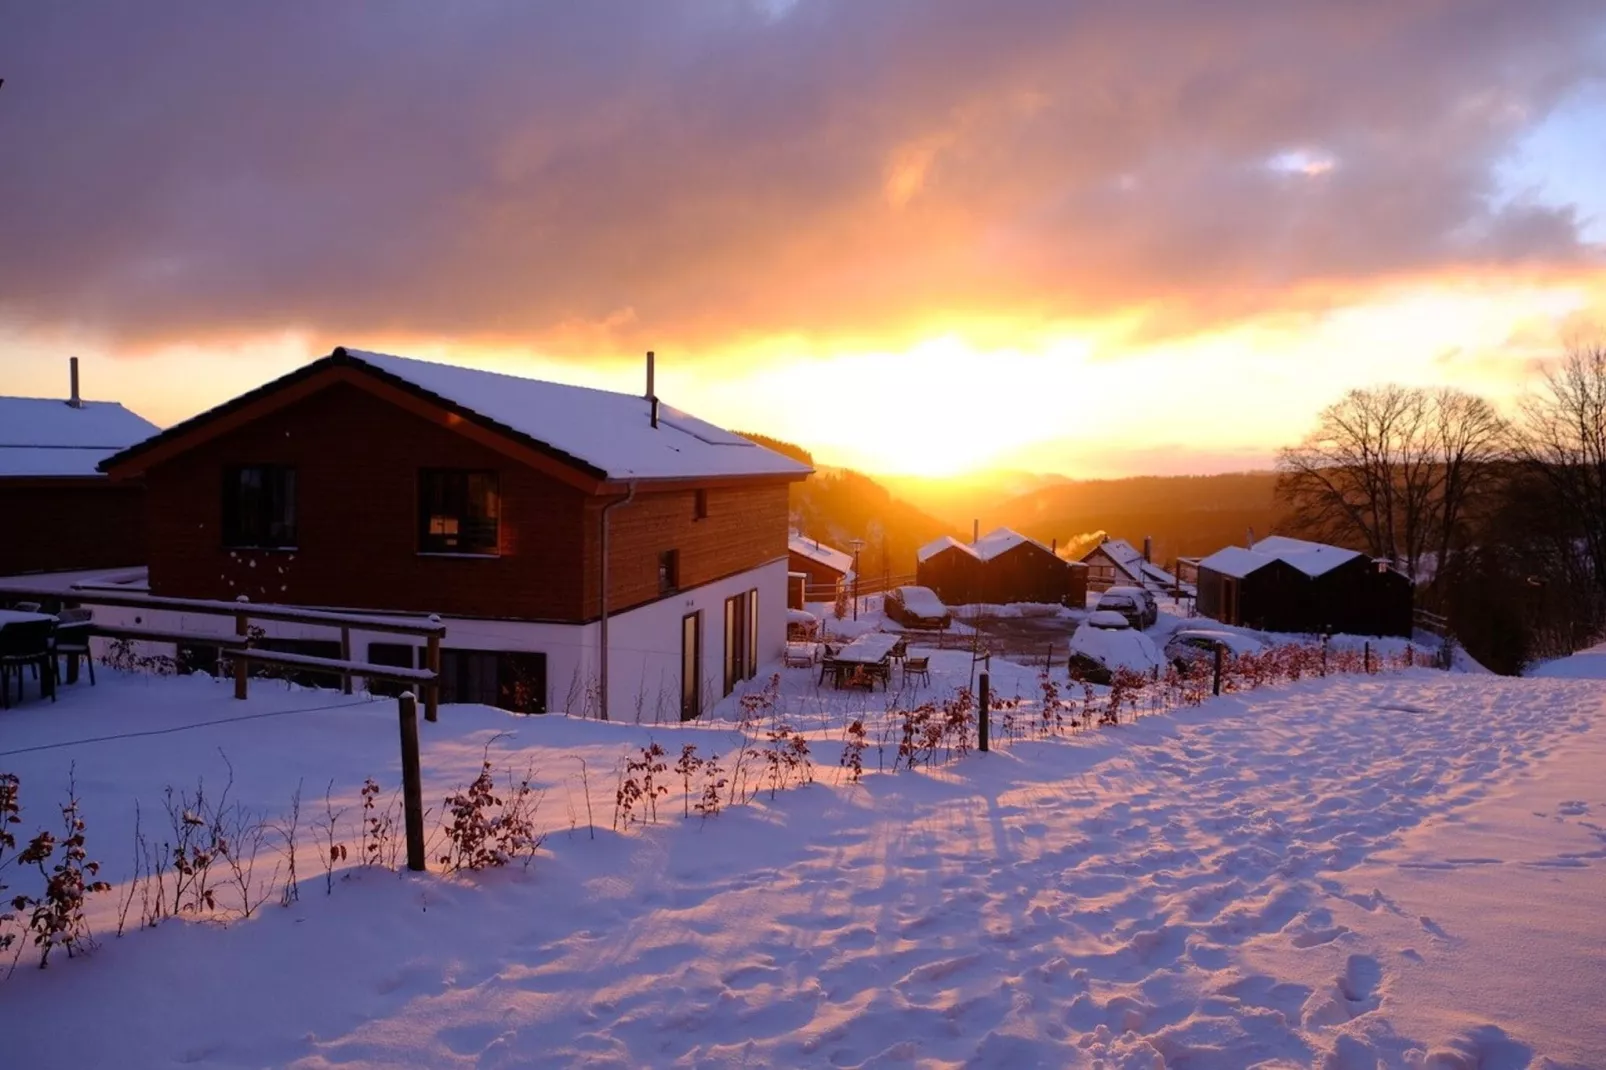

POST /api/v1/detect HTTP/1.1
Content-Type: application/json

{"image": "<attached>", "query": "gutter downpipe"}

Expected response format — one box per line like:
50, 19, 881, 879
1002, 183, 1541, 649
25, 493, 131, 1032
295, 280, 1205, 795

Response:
597, 480, 639, 720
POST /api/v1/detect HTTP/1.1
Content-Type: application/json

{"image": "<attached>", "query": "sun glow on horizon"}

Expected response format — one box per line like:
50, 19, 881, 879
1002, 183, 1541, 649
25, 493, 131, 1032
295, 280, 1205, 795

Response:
2, 274, 1600, 481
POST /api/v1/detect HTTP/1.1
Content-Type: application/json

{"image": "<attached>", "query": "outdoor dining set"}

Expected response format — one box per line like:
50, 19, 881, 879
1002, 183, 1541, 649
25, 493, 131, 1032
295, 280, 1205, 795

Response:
783, 630, 931, 691
0, 602, 97, 709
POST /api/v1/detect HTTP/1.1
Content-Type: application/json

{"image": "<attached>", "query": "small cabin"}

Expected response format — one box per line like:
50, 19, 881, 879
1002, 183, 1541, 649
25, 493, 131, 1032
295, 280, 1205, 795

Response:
917, 528, 1085, 607
1196, 535, 1411, 637
1080, 536, 1181, 594
787, 534, 854, 601
0, 359, 159, 576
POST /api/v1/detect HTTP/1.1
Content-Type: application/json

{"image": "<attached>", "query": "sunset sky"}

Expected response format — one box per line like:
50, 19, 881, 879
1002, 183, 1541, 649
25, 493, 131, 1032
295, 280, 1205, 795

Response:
3, 2, 1605, 478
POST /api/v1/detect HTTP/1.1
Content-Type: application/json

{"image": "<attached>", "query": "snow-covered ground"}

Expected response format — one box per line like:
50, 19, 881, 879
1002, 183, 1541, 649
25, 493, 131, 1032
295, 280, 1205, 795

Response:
2, 644, 1602, 1068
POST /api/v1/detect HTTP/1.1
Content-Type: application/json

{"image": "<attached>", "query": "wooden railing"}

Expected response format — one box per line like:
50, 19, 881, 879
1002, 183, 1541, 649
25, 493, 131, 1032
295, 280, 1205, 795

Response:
0, 584, 447, 719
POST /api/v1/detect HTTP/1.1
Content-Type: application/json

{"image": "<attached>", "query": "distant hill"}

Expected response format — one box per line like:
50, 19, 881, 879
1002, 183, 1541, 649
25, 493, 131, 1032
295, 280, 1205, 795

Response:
989, 472, 1283, 566
736, 432, 954, 579
876, 470, 1073, 528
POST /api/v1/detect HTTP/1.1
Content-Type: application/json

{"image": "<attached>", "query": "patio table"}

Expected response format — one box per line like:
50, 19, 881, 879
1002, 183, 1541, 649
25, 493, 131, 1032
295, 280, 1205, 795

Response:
830, 632, 900, 689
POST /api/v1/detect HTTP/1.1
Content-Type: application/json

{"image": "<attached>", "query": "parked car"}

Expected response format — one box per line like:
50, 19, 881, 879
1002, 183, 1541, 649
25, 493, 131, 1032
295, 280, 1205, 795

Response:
1163, 628, 1263, 675
1066, 610, 1162, 684
884, 585, 952, 629
1096, 585, 1158, 629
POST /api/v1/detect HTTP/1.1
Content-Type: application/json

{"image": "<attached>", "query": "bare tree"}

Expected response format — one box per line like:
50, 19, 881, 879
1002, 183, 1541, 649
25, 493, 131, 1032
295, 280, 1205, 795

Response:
1277, 385, 1505, 585
1512, 340, 1606, 606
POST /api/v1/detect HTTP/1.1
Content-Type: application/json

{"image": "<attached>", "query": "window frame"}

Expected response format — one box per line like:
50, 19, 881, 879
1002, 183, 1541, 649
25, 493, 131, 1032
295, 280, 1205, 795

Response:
693, 489, 709, 521
659, 549, 681, 597
418, 469, 501, 557
221, 464, 298, 550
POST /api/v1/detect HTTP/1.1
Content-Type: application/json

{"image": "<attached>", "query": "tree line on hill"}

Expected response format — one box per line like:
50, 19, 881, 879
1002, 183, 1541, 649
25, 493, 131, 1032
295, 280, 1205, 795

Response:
1276, 340, 1606, 674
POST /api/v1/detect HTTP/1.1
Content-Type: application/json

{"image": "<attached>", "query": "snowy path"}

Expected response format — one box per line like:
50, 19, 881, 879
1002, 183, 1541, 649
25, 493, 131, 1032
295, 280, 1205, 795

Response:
4, 670, 1603, 1068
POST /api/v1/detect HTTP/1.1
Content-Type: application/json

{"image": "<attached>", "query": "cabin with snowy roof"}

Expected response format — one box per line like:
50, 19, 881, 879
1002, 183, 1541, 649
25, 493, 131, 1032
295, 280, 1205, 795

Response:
0, 359, 159, 575
916, 527, 1086, 607
786, 533, 854, 600
1195, 534, 1411, 637
1080, 536, 1181, 594
97, 347, 812, 719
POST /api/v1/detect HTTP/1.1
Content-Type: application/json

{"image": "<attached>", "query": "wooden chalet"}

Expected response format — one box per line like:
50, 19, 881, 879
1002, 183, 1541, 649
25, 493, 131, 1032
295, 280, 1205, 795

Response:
0, 359, 158, 576
1080, 536, 1180, 594
916, 528, 1086, 607
1195, 535, 1412, 638
97, 347, 812, 719
787, 533, 854, 599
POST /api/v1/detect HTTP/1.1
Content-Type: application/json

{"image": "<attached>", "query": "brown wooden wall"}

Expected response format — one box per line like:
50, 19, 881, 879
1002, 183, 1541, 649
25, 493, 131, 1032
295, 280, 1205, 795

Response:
138, 381, 790, 621
584, 483, 790, 616
0, 480, 146, 575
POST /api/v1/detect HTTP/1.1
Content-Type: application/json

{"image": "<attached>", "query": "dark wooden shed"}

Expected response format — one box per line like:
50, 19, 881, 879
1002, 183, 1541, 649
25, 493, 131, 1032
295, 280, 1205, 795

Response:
1196, 536, 1412, 638
916, 536, 983, 605
918, 529, 1086, 607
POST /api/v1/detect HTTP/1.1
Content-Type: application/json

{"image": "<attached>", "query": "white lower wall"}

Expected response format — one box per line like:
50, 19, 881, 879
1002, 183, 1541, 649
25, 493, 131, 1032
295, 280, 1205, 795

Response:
76, 557, 788, 721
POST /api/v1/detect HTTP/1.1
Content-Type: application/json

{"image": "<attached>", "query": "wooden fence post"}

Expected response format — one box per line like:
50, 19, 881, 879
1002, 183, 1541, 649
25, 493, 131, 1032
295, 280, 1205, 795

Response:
398, 692, 426, 872
978, 672, 990, 753
1212, 643, 1224, 697
233, 596, 250, 701
424, 620, 441, 723
340, 626, 353, 696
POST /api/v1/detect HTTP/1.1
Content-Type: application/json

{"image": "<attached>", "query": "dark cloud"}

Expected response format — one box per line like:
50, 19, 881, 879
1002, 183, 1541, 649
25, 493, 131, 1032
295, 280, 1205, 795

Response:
1, 0, 1602, 356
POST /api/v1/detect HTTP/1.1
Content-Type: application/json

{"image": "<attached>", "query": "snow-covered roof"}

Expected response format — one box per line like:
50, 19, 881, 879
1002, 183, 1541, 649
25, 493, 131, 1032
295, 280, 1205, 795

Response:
0, 397, 160, 477
787, 534, 854, 576
971, 527, 1056, 563
917, 528, 1059, 565
1199, 535, 1362, 580
917, 535, 976, 564
1083, 538, 1178, 589
344, 349, 810, 482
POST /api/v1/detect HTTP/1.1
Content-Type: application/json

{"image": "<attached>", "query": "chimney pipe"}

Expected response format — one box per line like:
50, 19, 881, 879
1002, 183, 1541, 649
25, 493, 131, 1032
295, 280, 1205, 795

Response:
1143, 536, 1152, 564
972, 519, 979, 544
68, 356, 82, 408
1051, 537, 1057, 555
650, 396, 660, 429
645, 350, 655, 400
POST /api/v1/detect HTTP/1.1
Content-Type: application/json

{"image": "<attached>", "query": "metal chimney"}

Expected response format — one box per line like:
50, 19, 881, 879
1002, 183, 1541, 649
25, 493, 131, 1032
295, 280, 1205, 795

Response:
1051, 537, 1058, 555
68, 356, 82, 408
1247, 526, 1256, 548
1143, 536, 1152, 563
645, 350, 655, 400
972, 519, 979, 544
646, 351, 659, 428
650, 396, 660, 429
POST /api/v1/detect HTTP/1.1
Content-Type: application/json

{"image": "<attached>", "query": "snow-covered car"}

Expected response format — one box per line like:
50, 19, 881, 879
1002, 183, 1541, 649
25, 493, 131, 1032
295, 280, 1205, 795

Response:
1066, 611, 1162, 683
883, 585, 952, 629
1095, 585, 1158, 629
1163, 628, 1262, 674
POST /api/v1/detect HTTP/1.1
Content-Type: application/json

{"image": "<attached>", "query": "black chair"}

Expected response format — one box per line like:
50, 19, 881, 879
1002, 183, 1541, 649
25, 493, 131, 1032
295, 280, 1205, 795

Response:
0, 620, 57, 708
52, 608, 95, 687
902, 655, 931, 688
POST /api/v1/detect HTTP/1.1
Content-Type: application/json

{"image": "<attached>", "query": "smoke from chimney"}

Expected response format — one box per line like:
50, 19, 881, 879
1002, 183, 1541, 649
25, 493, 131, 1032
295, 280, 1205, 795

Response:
68, 356, 82, 408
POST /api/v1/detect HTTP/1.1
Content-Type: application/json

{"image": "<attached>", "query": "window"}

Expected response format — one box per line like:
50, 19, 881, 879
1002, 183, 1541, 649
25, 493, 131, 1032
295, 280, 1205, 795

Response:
419, 470, 499, 554
437, 649, 547, 714
724, 591, 754, 696
746, 588, 759, 678
222, 465, 297, 548
659, 549, 680, 596
694, 489, 709, 521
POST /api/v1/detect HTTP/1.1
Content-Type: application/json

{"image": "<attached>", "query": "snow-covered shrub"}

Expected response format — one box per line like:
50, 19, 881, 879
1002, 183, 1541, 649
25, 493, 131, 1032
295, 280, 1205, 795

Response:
441, 760, 545, 871
840, 720, 868, 783
10, 776, 111, 969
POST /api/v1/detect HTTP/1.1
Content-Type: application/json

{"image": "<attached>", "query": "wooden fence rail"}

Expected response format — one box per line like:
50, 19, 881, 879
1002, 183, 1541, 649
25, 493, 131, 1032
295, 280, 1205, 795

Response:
0, 583, 447, 718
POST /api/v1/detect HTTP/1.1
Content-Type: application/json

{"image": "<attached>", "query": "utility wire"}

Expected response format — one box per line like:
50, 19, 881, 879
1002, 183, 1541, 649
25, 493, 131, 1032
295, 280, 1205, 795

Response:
0, 697, 374, 758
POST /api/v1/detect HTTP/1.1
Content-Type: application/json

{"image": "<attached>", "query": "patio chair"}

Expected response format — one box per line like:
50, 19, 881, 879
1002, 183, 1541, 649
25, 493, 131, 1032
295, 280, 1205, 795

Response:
890, 638, 909, 662
818, 655, 842, 686
52, 607, 96, 687
783, 645, 814, 669
902, 655, 931, 688
0, 619, 56, 708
